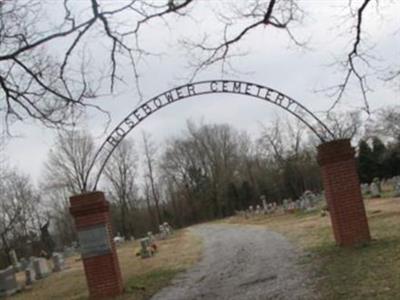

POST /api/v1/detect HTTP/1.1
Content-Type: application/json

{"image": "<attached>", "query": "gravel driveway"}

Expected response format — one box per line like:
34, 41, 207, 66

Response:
151, 224, 318, 300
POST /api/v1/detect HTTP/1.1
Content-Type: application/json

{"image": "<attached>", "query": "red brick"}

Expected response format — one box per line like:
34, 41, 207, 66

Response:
317, 139, 371, 246
70, 191, 123, 299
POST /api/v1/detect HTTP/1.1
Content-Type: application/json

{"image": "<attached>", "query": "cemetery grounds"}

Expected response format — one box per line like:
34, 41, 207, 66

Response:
11, 231, 202, 300
9, 190, 400, 299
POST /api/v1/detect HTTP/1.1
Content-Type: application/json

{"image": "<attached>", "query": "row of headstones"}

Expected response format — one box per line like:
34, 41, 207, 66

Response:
139, 222, 173, 259
240, 191, 322, 217
0, 253, 66, 297
360, 176, 400, 198
283, 191, 321, 213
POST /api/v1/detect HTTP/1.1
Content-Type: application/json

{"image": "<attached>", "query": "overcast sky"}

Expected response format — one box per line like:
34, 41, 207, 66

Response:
3, 0, 399, 184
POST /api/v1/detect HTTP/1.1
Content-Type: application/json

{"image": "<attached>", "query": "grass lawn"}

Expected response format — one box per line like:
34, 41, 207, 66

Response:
12, 229, 202, 300
223, 197, 400, 299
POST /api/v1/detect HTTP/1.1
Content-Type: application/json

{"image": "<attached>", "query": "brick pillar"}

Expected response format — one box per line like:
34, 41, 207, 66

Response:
317, 139, 371, 246
70, 191, 123, 298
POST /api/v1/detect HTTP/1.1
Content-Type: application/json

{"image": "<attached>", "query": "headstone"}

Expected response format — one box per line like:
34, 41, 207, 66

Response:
25, 267, 36, 286
295, 199, 301, 210
370, 182, 380, 198
139, 238, 153, 259
147, 232, 154, 243
163, 222, 172, 235
0, 266, 20, 296
113, 235, 125, 246
261, 195, 267, 212
303, 191, 316, 208
287, 200, 295, 213
52, 253, 65, 272
63, 246, 76, 257
19, 258, 29, 271
248, 205, 254, 216
394, 177, 400, 197
159, 225, 166, 239
255, 205, 261, 214
33, 257, 51, 279
303, 197, 311, 210
265, 203, 271, 214
9, 250, 18, 268
282, 199, 289, 211
360, 183, 369, 195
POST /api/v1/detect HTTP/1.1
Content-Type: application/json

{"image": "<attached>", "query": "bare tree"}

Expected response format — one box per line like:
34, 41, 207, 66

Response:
161, 121, 248, 219
43, 129, 96, 194
257, 117, 321, 198
182, 0, 304, 79
0, 0, 193, 131
1, 0, 397, 132
367, 106, 400, 140
322, 111, 363, 140
104, 139, 139, 238
142, 131, 162, 226
0, 167, 41, 264
45, 187, 76, 247
183, 0, 398, 111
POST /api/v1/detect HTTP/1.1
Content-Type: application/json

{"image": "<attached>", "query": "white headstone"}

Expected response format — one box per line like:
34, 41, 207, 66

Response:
370, 182, 380, 198
282, 199, 289, 211
360, 183, 369, 195
261, 195, 267, 211
163, 222, 172, 235
33, 258, 51, 279
52, 253, 65, 272
159, 225, 166, 239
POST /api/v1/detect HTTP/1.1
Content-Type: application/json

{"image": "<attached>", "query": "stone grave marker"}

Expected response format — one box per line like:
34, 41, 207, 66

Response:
287, 200, 296, 213
0, 266, 20, 297
147, 231, 154, 243
9, 250, 18, 268
261, 195, 267, 212
159, 225, 166, 239
63, 247, 74, 258
282, 199, 289, 211
33, 257, 51, 279
19, 258, 29, 271
394, 177, 400, 197
360, 183, 369, 195
52, 253, 65, 272
25, 267, 36, 286
295, 199, 301, 210
164, 222, 173, 235
370, 181, 381, 198
113, 234, 125, 246
139, 238, 153, 259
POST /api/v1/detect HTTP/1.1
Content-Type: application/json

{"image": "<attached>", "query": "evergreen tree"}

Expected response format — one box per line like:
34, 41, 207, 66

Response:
371, 137, 387, 179
357, 140, 374, 183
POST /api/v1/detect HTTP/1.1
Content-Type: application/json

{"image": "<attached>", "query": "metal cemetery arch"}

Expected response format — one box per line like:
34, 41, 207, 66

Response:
89, 80, 335, 189
70, 80, 369, 299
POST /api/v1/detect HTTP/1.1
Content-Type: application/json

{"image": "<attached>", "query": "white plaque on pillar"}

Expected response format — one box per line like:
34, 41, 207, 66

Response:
78, 225, 111, 258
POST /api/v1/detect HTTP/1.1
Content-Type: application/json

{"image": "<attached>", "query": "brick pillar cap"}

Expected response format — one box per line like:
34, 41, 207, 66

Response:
317, 138, 355, 166
69, 191, 109, 217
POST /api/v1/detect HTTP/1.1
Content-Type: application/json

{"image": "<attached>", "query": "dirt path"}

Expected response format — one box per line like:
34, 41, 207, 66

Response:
151, 224, 318, 300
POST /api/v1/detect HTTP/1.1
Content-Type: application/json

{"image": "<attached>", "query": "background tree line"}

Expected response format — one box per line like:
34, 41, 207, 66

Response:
1, 106, 400, 268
